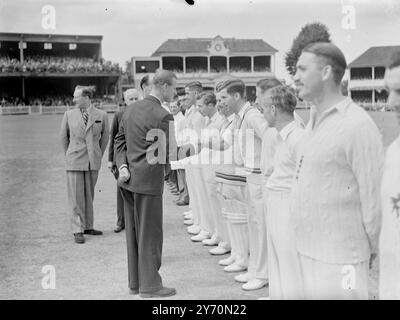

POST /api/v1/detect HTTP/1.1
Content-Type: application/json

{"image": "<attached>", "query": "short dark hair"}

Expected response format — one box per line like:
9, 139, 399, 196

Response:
140, 75, 150, 90
198, 92, 217, 106
176, 88, 186, 96
269, 85, 297, 115
185, 81, 203, 93
388, 51, 400, 69
302, 42, 347, 85
216, 79, 245, 98
75, 85, 95, 99
152, 70, 177, 87
256, 77, 282, 94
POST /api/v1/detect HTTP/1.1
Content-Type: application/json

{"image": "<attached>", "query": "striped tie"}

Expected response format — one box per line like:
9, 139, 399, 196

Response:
81, 109, 88, 126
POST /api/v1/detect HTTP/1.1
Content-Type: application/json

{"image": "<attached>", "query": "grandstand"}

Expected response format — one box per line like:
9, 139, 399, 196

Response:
0, 32, 122, 112
347, 46, 400, 111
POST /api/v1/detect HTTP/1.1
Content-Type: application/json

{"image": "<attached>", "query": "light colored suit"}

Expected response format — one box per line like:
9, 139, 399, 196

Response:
61, 106, 109, 171
60, 105, 109, 233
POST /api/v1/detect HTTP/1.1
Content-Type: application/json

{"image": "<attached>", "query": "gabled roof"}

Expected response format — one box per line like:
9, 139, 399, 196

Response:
152, 37, 278, 56
348, 46, 400, 68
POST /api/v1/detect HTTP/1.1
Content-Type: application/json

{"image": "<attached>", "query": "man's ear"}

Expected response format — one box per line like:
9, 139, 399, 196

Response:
321, 65, 332, 82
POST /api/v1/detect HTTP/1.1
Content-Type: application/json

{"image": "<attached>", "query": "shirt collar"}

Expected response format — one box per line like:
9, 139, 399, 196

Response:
149, 94, 162, 106
227, 113, 236, 122
161, 103, 171, 113
279, 121, 298, 141
238, 102, 251, 119
309, 97, 352, 129
210, 111, 219, 123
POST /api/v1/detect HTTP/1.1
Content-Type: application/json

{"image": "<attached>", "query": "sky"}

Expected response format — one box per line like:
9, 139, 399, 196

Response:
1, 0, 400, 82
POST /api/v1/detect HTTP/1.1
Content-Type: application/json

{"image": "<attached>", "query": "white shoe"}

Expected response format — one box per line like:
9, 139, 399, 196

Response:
218, 255, 236, 266
187, 225, 201, 235
234, 272, 253, 283
224, 263, 247, 273
191, 232, 210, 242
257, 297, 270, 300
242, 279, 268, 291
202, 235, 219, 246
209, 246, 230, 255
184, 219, 193, 226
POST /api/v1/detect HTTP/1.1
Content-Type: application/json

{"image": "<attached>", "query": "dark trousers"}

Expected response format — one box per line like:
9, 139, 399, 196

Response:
177, 169, 189, 201
116, 186, 125, 227
121, 188, 163, 293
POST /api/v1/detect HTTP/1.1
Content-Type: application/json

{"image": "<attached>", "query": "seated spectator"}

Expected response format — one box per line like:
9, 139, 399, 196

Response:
0, 55, 121, 74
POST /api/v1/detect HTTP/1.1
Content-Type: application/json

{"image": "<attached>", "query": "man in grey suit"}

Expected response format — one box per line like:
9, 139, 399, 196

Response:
60, 85, 109, 244
115, 70, 177, 298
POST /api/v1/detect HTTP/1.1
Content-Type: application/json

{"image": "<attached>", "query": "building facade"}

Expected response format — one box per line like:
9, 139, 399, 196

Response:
348, 46, 400, 110
130, 35, 278, 101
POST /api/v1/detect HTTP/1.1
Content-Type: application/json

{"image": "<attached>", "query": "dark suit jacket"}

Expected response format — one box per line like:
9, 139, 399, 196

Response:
115, 95, 177, 195
108, 110, 124, 164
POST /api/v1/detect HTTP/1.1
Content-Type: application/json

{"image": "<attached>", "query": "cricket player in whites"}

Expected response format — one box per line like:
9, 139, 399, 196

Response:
380, 51, 400, 299
260, 84, 305, 299
212, 80, 249, 273
229, 79, 269, 291
190, 92, 228, 244
292, 42, 383, 299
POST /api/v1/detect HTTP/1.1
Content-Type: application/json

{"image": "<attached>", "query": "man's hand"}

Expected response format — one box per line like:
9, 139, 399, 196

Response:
118, 166, 130, 183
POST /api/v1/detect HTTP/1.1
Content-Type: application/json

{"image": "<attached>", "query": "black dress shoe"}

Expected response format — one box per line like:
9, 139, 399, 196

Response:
114, 226, 125, 233
74, 233, 85, 244
140, 287, 176, 298
84, 229, 103, 235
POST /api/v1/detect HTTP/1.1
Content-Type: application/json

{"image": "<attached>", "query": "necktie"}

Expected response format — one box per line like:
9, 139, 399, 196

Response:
81, 109, 88, 126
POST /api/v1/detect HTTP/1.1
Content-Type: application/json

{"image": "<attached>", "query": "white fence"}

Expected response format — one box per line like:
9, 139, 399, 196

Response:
1, 104, 119, 115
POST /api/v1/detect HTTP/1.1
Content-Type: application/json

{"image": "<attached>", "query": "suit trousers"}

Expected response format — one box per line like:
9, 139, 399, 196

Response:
177, 169, 189, 201
116, 185, 125, 227
67, 170, 98, 234
120, 188, 163, 293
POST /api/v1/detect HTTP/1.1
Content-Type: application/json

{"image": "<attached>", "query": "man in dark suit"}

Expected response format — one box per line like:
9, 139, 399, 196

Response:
60, 85, 109, 244
107, 88, 139, 233
115, 70, 177, 298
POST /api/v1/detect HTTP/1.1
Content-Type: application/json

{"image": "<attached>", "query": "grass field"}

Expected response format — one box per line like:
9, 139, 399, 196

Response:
0, 111, 398, 300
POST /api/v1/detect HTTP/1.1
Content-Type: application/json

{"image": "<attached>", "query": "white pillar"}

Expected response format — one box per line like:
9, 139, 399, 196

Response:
251, 56, 254, 72
183, 56, 186, 74
207, 56, 210, 73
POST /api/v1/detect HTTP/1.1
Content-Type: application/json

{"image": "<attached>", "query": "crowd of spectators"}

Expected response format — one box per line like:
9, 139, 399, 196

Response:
0, 55, 121, 74
1, 95, 117, 107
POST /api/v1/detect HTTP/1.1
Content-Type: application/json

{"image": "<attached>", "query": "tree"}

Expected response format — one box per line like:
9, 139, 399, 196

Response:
285, 22, 331, 76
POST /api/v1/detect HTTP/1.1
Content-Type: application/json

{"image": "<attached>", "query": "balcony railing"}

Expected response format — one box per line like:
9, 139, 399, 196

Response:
348, 79, 385, 89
